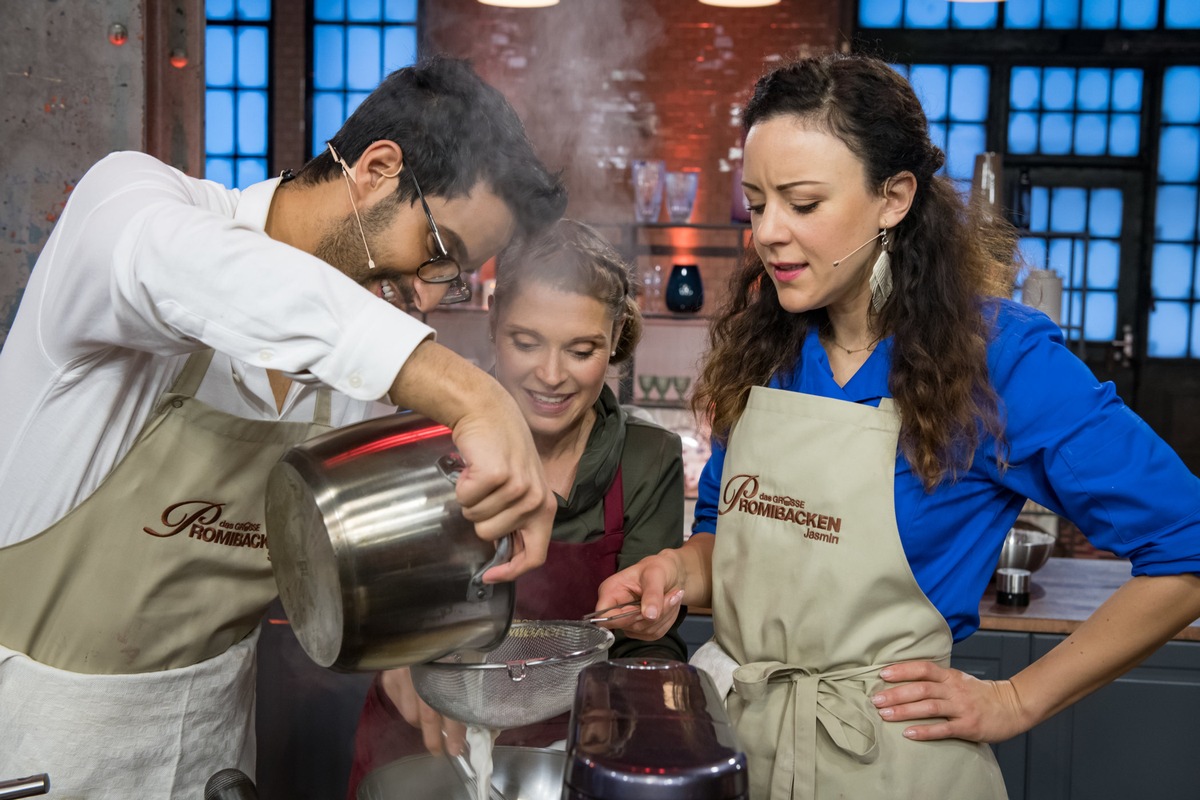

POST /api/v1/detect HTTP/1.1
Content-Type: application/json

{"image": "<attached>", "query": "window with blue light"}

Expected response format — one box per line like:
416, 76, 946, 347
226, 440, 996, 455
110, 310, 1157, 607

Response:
1151, 66, 1200, 358
860, 0, 997, 29
1015, 186, 1122, 342
1008, 66, 1142, 157
857, 1, 1200, 362
892, 64, 990, 193
311, 0, 419, 158
859, 0, 1166, 30
205, 0, 271, 190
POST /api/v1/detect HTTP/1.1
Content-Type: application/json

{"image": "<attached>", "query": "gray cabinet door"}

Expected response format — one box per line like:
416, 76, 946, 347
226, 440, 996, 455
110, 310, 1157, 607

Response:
951, 631, 1035, 800
679, 613, 715, 658
1026, 634, 1200, 800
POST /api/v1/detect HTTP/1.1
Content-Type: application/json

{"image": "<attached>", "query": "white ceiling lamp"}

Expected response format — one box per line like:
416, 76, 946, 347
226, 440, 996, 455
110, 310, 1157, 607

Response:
699, 0, 781, 7
477, 0, 559, 6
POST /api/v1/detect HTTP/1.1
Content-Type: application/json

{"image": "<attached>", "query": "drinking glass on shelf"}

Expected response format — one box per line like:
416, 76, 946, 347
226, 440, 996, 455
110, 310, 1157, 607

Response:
637, 374, 656, 403
651, 375, 673, 402
632, 159, 666, 223
640, 264, 664, 313
665, 170, 700, 224
671, 376, 692, 401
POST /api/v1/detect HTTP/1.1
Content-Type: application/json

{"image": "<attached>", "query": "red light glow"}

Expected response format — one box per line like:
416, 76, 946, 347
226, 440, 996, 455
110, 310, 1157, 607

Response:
322, 424, 452, 467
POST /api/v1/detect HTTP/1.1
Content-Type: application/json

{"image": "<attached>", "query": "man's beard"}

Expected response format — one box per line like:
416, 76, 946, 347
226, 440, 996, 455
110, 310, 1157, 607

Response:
312, 196, 417, 310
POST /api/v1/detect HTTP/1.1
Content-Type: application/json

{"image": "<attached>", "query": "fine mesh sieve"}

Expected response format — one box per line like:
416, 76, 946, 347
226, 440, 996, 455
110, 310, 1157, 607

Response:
410, 620, 614, 729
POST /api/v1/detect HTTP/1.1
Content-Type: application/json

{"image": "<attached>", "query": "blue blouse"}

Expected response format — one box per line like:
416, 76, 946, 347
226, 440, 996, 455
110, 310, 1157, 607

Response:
693, 299, 1200, 641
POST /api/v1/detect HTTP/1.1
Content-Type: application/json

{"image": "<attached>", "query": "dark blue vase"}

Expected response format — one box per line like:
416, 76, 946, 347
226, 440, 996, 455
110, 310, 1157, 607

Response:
665, 264, 704, 313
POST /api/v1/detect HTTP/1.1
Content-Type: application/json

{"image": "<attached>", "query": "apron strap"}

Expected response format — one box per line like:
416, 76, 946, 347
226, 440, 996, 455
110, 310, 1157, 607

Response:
734, 661, 882, 800
169, 349, 217, 398
602, 464, 625, 540
312, 386, 332, 427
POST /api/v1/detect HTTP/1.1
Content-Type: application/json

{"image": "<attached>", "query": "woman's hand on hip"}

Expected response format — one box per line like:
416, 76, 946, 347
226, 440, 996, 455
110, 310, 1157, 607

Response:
871, 661, 1033, 744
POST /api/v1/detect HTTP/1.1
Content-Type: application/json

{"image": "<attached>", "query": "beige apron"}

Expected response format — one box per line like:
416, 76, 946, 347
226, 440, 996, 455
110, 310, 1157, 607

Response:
0, 350, 331, 797
704, 386, 1007, 800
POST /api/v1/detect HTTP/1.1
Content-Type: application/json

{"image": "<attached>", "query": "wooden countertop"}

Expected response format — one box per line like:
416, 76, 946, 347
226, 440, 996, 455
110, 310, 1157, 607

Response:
979, 556, 1200, 642
690, 557, 1200, 643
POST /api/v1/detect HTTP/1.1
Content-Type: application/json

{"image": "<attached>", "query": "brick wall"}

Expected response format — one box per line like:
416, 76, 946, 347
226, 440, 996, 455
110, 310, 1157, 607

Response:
425, 0, 847, 225
270, 0, 309, 175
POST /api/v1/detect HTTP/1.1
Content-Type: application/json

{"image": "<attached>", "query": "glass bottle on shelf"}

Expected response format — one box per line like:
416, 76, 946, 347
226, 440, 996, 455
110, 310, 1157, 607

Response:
640, 263, 664, 313
728, 103, 750, 224
729, 143, 750, 225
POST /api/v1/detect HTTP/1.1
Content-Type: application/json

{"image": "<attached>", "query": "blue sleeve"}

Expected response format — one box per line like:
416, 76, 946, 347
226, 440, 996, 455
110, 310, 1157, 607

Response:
692, 437, 728, 535
987, 304, 1200, 576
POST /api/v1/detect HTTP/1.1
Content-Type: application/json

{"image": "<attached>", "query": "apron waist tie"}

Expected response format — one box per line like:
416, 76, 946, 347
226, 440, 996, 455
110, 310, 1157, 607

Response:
733, 661, 882, 800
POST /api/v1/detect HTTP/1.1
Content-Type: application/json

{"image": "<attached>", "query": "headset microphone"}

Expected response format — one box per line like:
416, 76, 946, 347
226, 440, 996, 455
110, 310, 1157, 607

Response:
831, 230, 885, 267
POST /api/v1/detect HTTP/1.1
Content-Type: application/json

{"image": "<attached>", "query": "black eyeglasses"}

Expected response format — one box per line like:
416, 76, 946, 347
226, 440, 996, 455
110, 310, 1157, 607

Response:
406, 166, 472, 306
327, 143, 471, 307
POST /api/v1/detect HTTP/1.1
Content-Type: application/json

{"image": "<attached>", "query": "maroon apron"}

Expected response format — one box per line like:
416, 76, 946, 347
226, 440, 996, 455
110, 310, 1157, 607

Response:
345, 469, 626, 798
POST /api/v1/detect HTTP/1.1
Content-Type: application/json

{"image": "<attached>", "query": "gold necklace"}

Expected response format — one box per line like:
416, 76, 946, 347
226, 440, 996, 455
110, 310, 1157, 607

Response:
824, 333, 881, 355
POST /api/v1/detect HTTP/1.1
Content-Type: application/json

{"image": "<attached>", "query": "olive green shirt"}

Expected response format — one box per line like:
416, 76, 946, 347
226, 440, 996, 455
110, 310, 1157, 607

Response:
553, 384, 687, 661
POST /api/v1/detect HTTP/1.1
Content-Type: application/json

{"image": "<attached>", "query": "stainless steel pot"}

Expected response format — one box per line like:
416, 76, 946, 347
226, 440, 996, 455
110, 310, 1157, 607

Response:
265, 412, 513, 671
356, 747, 566, 800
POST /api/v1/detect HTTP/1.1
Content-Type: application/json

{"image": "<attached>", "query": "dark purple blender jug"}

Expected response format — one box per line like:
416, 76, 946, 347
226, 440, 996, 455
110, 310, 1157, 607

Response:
562, 658, 748, 800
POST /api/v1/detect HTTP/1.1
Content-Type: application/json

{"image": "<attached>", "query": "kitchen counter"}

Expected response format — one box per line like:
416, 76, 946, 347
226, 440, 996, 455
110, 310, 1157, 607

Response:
685, 556, 1200, 642
979, 556, 1200, 642
675, 556, 1200, 800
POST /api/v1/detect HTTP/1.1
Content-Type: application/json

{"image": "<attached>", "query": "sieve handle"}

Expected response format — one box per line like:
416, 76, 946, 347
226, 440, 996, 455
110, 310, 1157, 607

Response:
467, 534, 514, 602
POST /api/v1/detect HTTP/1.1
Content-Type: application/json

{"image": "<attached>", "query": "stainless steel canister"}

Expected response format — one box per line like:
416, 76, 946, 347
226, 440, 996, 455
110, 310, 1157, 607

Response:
265, 411, 513, 671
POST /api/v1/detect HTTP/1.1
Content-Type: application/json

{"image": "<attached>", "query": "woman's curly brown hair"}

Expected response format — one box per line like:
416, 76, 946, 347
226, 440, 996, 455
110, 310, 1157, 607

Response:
693, 53, 1018, 490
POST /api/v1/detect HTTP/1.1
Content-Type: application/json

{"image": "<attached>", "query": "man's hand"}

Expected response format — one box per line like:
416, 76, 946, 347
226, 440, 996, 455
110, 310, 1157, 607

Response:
388, 340, 552, 579
450, 397, 554, 583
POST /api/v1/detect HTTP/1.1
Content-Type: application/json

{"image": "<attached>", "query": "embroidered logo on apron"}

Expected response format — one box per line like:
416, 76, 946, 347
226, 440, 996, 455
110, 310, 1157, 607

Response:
142, 499, 267, 549
718, 473, 844, 544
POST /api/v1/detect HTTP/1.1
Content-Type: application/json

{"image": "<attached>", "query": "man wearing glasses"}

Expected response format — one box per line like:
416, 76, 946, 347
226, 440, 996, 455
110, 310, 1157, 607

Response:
0, 57, 566, 798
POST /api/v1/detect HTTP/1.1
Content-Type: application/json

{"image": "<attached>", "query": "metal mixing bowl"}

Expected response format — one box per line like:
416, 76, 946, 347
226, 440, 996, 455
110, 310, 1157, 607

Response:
356, 746, 565, 800
996, 520, 1056, 574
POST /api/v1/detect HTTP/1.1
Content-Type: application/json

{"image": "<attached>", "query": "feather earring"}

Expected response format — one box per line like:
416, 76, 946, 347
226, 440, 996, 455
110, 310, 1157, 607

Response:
869, 228, 892, 312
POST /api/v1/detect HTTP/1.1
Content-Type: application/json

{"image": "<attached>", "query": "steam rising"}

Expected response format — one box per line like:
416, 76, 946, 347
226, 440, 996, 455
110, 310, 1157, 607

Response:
452, 0, 666, 220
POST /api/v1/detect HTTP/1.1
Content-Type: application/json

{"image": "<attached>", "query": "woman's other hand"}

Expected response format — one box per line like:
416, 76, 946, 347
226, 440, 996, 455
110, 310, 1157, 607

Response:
593, 533, 714, 640
593, 552, 687, 641
870, 661, 1031, 744
379, 668, 467, 756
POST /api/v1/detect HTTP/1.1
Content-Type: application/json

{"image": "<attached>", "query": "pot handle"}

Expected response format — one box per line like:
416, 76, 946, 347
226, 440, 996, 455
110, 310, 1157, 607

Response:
437, 453, 514, 601
436, 452, 467, 485
467, 534, 514, 602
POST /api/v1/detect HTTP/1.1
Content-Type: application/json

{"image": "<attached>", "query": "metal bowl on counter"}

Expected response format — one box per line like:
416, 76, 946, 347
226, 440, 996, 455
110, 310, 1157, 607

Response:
996, 519, 1056, 575
357, 747, 565, 800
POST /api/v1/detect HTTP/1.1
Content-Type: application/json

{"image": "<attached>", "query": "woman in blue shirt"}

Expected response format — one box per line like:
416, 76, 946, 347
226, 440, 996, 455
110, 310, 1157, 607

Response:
596, 53, 1200, 799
